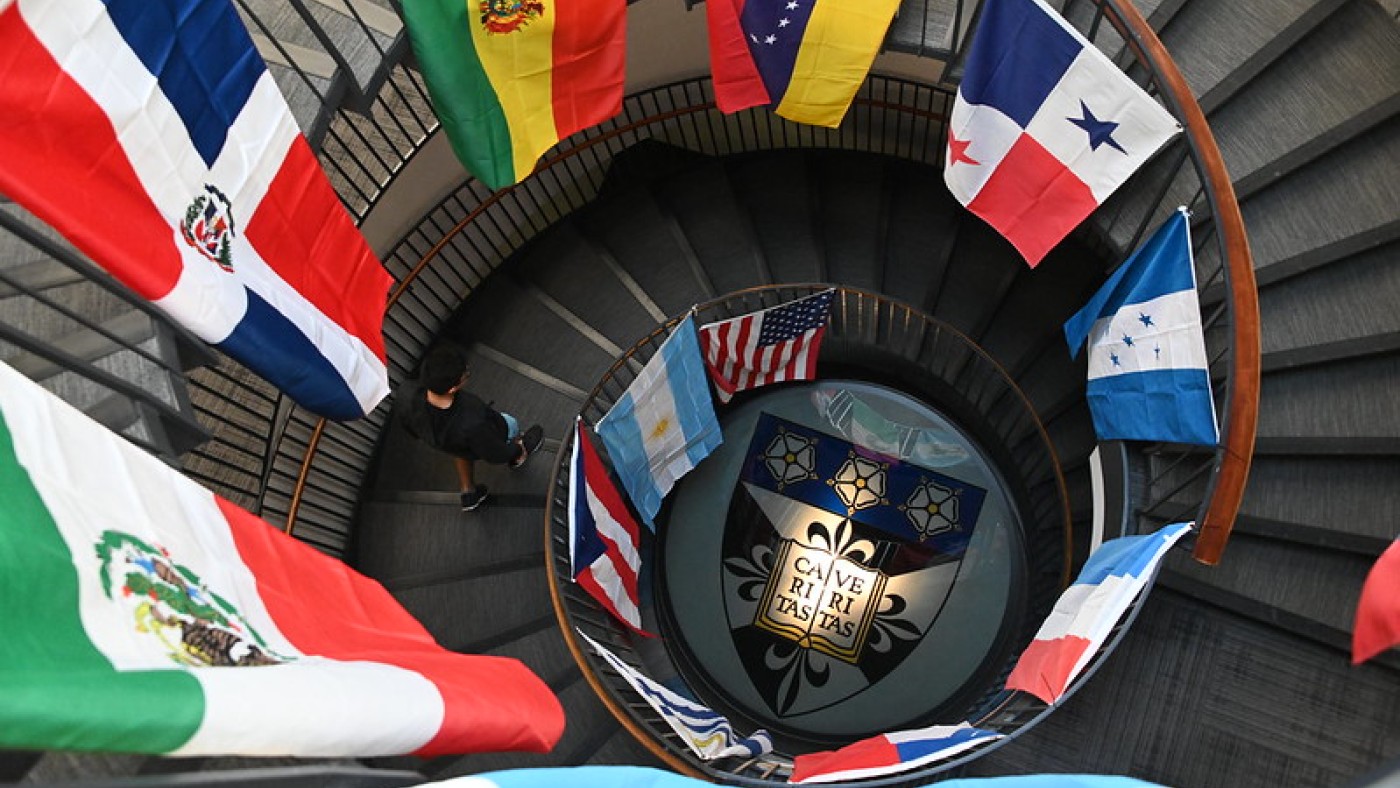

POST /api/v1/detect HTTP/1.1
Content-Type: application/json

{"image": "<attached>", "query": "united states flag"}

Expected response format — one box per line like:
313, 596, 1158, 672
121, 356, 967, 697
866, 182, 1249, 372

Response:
699, 289, 836, 403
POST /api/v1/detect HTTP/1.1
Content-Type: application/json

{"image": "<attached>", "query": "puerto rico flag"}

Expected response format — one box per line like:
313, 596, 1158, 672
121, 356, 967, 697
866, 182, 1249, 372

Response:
0, 0, 391, 420
0, 361, 563, 756
791, 723, 1003, 784
944, 0, 1181, 267
569, 418, 650, 635
1006, 522, 1191, 704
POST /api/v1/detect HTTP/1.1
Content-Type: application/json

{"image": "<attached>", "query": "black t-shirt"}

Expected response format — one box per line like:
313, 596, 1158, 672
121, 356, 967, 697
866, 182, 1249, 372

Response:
407, 388, 519, 465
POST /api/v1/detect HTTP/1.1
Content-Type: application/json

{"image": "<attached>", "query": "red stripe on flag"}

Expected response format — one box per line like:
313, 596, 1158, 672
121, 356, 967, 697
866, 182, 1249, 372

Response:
966, 134, 1098, 267
1353, 539, 1400, 665
215, 498, 564, 756
791, 733, 900, 783
242, 138, 390, 361
0, 12, 184, 299
1004, 634, 1093, 704
549, 0, 625, 139
706, 0, 770, 113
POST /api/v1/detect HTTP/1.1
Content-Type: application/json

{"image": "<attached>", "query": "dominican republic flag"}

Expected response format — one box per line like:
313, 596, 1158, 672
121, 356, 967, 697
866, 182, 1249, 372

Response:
0, 0, 391, 420
1006, 522, 1191, 704
700, 289, 834, 404
944, 0, 1181, 266
0, 361, 563, 757
595, 315, 723, 527
569, 418, 649, 635
1063, 209, 1218, 446
790, 723, 1003, 784
578, 631, 772, 760
1352, 538, 1400, 665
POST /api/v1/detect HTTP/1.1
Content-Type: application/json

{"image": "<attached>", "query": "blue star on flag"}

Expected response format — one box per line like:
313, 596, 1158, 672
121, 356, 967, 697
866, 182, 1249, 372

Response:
1138, 311, 1154, 328
1068, 100, 1126, 154
1122, 334, 1134, 347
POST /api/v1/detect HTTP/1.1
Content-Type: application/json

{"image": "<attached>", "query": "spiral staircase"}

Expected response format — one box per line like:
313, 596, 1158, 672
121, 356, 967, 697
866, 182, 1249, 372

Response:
2, 0, 1398, 785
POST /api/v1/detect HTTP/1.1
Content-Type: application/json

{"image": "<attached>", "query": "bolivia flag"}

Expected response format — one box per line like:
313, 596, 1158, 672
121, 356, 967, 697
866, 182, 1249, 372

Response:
403, 0, 626, 191
1006, 522, 1191, 704
0, 361, 564, 757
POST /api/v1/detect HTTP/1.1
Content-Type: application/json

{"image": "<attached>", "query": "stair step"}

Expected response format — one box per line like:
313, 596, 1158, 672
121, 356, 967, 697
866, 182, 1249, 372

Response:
811, 152, 887, 292
1256, 241, 1400, 358
723, 151, 826, 284
1202, 0, 1400, 189
0, 258, 86, 298
577, 189, 714, 317
354, 501, 546, 588
512, 223, 662, 355
5, 310, 155, 381
651, 161, 770, 295
880, 162, 964, 311
1257, 353, 1400, 440
1159, 0, 1343, 111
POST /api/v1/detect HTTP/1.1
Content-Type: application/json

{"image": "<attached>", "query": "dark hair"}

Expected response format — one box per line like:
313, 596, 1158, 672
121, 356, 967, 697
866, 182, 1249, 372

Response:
422, 345, 469, 395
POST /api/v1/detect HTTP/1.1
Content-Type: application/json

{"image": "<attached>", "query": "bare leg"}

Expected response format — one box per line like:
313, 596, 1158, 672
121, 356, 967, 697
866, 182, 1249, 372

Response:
453, 457, 476, 492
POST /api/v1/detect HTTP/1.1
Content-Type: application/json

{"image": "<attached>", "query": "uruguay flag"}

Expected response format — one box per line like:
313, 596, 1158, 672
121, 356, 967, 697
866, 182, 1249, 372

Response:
944, 0, 1181, 266
595, 315, 723, 528
791, 723, 1003, 784
569, 418, 649, 635
1064, 209, 1218, 446
1006, 522, 1192, 705
0, 0, 391, 420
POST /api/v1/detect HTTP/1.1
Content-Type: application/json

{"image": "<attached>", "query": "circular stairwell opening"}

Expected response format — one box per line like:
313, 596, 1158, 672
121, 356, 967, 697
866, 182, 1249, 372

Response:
657, 377, 1029, 748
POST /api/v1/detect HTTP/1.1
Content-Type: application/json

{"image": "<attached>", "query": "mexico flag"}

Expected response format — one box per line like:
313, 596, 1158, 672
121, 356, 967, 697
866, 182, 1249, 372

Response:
402, 0, 626, 190
0, 362, 564, 757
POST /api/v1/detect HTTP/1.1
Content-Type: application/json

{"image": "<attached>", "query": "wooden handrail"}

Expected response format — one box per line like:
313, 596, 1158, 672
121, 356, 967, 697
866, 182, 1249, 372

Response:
1099, 0, 1260, 565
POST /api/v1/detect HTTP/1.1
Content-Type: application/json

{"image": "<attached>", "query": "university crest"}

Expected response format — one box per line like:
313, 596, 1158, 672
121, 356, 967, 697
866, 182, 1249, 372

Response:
720, 413, 988, 718
480, 0, 546, 34
95, 530, 289, 668
179, 184, 237, 272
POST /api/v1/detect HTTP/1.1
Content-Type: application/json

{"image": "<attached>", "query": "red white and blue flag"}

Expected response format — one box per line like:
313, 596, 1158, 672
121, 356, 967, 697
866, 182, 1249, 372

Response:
700, 289, 835, 404
569, 417, 649, 635
791, 723, 1003, 784
0, 0, 391, 420
1006, 522, 1191, 704
944, 0, 1181, 267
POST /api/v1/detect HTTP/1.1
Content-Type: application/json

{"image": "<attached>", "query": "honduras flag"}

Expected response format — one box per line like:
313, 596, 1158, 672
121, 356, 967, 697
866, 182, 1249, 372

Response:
1064, 209, 1218, 446
944, 0, 1180, 267
0, 0, 391, 420
595, 315, 722, 528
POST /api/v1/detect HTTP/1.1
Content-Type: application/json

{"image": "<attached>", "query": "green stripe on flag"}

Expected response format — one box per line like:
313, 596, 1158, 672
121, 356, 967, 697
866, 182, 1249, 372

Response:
404, 0, 518, 190
0, 410, 203, 753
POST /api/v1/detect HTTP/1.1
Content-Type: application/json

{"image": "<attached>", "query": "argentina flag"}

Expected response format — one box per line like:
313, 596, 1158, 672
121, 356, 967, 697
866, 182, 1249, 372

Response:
595, 315, 722, 527
1063, 209, 1218, 446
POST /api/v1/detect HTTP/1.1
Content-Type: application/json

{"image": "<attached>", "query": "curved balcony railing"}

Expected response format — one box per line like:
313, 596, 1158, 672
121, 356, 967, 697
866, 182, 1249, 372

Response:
545, 284, 1085, 783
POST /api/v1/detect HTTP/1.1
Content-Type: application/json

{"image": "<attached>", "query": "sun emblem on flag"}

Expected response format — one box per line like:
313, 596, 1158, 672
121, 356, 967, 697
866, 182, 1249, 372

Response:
95, 530, 290, 668
480, 0, 546, 34
829, 451, 887, 512
762, 427, 817, 491
179, 184, 237, 272
900, 478, 962, 541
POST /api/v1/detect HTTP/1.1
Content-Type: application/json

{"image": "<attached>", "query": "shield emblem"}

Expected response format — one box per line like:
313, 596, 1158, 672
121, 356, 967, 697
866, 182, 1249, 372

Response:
719, 413, 988, 718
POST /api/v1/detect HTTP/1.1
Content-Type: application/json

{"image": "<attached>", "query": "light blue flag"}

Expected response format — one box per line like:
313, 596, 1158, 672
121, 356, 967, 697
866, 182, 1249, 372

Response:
596, 315, 723, 527
1063, 208, 1218, 446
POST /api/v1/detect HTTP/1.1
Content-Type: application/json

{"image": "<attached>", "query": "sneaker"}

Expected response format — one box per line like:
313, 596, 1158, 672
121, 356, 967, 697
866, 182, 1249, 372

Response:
510, 425, 545, 469
460, 485, 489, 512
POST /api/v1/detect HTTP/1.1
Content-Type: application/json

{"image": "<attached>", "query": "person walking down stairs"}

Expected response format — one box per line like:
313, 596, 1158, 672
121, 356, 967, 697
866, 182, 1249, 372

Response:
403, 344, 544, 512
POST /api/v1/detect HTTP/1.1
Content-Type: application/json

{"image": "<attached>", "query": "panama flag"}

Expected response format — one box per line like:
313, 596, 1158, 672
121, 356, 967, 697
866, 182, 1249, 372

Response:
1006, 522, 1191, 704
0, 0, 391, 420
0, 361, 563, 757
578, 631, 772, 760
944, 0, 1181, 266
595, 315, 723, 528
790, 723, 1003, 784
569, 418, 649, 635
1063, 209, 1218, 446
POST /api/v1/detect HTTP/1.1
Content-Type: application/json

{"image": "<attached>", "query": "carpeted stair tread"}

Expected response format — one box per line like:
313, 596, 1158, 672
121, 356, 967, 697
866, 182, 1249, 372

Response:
722, 150, 826, 284
650, 161, 771, 296
388, 564, 552, 653
1255, 353, 1400, 439
1234, 456, 1400, 547
880, 163, 965, 307
575, 189, 715, 317
812, 152, 887, 292
353, 501, 544, 586
1255, 241, 1400, 356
